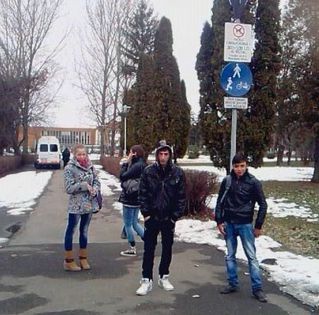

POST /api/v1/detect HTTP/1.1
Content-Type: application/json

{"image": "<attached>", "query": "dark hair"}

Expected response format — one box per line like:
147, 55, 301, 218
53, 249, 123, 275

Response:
131, 144, 145, 159
232, 152, 247, 165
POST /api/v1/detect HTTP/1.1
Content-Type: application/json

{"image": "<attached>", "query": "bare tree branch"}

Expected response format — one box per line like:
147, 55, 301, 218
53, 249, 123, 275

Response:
0, 0, 65, 153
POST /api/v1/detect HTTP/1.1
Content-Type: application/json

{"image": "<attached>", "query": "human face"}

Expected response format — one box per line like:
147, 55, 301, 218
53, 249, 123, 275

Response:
232, 161, 247, 178
75, 148, 87, 161
158, 149, 170, 166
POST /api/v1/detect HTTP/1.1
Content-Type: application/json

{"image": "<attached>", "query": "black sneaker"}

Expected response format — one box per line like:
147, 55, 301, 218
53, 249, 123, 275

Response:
220, 285, 239, 294
253, 289, 267, 303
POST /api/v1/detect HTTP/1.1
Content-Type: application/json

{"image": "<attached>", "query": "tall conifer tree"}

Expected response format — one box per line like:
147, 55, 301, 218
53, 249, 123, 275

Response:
248, 0, 281, 166
125, 17, 190, 156
175, 80, 191, 158
288, 0, 319, 181
197, 0, 281, 170
196, 21, 214, 155
125, 53, 158, 154
152, 16, 186, 149
197, 0, 232, 170
121, 0, 158, 77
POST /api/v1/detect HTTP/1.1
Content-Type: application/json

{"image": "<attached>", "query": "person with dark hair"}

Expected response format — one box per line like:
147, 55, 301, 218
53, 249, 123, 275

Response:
62, 147, 71, 168
119, 144, 146, 256
214, 152, 268, 302
136, 140, 186, 296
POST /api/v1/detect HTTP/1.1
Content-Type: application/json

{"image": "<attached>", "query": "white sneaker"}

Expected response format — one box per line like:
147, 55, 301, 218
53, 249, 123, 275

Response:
158, 275, 174, 291
120, 246, 136, 257
136, 278, 153, 296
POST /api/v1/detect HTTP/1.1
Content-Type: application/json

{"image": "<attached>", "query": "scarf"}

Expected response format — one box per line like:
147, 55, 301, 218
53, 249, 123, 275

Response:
77, 156, 90, 168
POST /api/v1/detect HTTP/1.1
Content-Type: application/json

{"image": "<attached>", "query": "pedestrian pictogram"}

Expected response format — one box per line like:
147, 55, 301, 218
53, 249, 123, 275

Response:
220, 62, 252, 97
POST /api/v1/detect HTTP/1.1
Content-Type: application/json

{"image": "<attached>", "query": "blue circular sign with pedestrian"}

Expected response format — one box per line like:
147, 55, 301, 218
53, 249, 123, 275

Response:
220, 62, 253, 97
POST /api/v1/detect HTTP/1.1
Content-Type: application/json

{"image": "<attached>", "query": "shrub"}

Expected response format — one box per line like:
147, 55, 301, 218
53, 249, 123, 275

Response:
100, 157, 219, 221
0, 156, 22, 177
100, 155, 121, 178
188, 145, 200, 159
184, 169, 218, 219
22, 153, 36, 165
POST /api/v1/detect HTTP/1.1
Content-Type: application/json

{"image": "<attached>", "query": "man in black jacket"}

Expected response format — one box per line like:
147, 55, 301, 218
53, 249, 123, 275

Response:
215, 152, 268, 303
136, 140, 186, 296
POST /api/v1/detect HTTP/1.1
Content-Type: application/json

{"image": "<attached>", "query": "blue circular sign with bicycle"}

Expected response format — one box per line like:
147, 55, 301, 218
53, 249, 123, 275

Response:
220, 62, 253, 97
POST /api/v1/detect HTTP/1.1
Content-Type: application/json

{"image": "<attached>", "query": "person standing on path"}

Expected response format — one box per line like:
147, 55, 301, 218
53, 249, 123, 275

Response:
119, 145, 146, 257
136, 140, 186, 296
63, 144, 101, 271
62, 147, 71, 168
214, 152, 268, 302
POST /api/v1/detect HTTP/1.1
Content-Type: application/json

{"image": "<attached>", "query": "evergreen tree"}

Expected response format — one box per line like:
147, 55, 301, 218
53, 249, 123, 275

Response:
275, 3, 304, 165
125, 16, 190, 157
125, 53, 158, 154
195, 21, 214, 154
174, 80, 191, 159
152, 16, 186, 151
247, 0, 281, 166
197, 0, 281, 171
197, 0, 233, 171
121, 0, 158, 77
289, 0, 319, 181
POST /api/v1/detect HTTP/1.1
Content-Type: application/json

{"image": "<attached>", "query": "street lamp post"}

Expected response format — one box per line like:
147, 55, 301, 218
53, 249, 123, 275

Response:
122, 104, 131, 157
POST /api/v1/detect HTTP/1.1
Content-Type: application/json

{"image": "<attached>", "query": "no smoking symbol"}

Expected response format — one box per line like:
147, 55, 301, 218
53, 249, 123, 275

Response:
233, 24, 245, 38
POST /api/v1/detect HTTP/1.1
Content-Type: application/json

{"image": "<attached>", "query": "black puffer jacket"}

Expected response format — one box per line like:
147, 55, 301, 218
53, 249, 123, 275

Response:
119, 157, 146, 206
215, 170, 267, 229
138, 161, 186, 222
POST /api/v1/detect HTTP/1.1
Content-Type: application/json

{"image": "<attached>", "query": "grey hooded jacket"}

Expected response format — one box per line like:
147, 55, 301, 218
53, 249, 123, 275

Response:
64, 158, 101, 214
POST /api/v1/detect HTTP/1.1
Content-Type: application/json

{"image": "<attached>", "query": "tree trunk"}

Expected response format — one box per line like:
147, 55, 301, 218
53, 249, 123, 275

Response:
311, 135, 319, 182
287, 146, 292, 166
276, 144, 284, 166
22, 121, 29, 154
99, 127, 105, 156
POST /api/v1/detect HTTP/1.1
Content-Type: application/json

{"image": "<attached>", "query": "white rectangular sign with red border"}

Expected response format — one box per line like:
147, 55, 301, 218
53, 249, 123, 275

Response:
224, 22, 253, 62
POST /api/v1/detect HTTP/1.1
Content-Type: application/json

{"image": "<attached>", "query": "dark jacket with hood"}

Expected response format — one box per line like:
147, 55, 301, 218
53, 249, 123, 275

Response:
215, 170, 267, 229
138, 143, 186, 222
119, 156, 146, 206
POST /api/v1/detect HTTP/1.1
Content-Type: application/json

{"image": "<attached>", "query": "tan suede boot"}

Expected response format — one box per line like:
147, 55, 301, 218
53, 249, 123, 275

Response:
79, 248, 91, 270
64, 250, 81, 271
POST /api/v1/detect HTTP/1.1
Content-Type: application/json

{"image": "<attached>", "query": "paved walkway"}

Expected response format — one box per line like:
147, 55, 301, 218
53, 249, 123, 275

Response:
0, 169, 313, 314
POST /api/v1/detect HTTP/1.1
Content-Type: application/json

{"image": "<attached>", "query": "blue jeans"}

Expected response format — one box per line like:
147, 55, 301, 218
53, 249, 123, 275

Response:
122, 206, 144, 243
224, 223, 262, 292
64, 213, 92, 251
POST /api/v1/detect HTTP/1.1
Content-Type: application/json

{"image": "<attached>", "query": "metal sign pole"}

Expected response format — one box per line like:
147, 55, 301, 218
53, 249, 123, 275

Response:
230, 109, 237, 170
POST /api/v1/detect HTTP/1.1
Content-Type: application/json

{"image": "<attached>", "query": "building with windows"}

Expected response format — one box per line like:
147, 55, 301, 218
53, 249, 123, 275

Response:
21, 124, 121, 153
24, 127, 97, 151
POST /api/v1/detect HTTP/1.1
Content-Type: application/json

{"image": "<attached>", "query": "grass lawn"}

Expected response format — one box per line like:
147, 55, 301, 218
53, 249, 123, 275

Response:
262, 181, 319, 259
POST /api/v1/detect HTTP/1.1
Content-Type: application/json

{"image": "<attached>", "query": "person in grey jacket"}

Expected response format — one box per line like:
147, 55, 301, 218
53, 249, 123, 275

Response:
63, 144, 101, 271
215, 152, 268, 302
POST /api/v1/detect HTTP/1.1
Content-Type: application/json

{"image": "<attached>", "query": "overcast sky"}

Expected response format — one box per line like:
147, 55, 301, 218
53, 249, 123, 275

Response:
51, 0, 213, 127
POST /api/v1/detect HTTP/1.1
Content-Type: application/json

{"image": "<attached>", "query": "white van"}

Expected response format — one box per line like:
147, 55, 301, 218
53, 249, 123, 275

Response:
34, 136, 62, 169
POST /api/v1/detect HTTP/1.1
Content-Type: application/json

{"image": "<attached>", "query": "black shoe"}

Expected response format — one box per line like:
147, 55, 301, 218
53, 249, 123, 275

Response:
253, 289, 267, 303
220, 285, 239, 294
